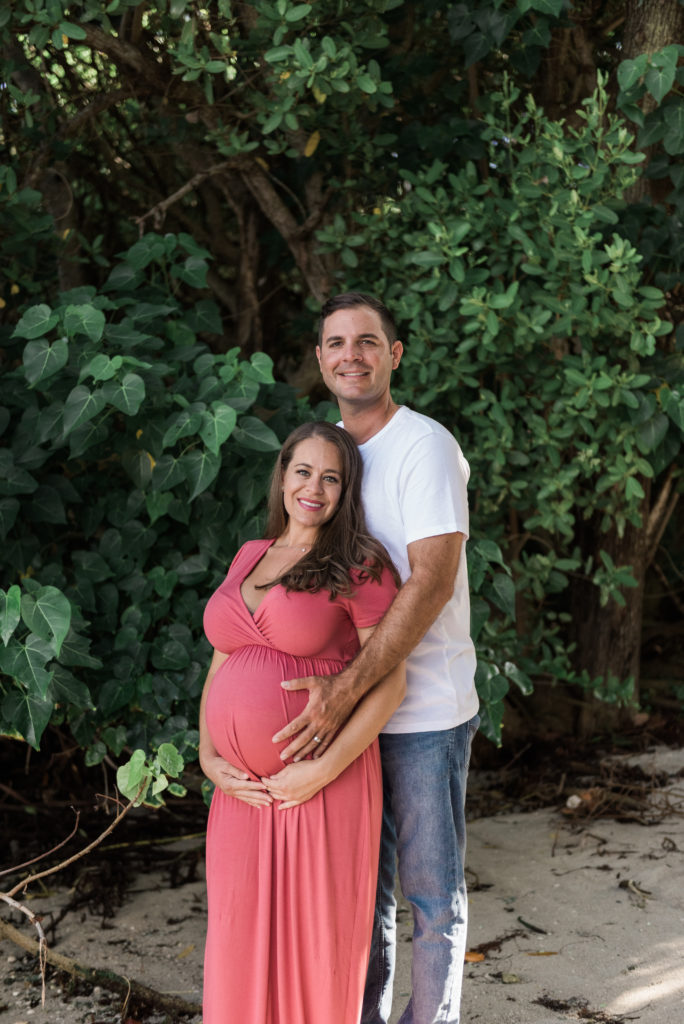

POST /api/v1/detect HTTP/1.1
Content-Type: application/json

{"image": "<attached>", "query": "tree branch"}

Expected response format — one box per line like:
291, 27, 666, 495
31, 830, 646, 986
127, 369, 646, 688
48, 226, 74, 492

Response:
645, 466, 679, 567
240, 164, 330, 302
135, 161, 241, 231
0, 918, 202, 1018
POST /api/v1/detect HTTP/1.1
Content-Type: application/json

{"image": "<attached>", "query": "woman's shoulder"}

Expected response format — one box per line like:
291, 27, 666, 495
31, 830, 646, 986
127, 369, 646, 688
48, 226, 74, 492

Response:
225, 538, 272, 573
348, 563, 397, 593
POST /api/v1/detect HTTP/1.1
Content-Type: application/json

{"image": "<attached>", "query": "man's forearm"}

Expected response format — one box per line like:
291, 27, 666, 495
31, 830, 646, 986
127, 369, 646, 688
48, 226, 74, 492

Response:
335, 567, 452, 701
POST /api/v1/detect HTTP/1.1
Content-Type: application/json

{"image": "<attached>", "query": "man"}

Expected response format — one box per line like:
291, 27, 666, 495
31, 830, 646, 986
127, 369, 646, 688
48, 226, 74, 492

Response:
274, 292, 480, 1024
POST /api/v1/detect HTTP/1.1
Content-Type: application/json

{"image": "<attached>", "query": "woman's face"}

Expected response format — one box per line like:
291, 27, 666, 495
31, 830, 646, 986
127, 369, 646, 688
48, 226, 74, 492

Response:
281, 437, 344, 534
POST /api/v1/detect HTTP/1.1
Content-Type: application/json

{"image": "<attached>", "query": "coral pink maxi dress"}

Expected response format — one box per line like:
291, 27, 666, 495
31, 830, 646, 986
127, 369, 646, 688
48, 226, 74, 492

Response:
202, 539, 397, 1024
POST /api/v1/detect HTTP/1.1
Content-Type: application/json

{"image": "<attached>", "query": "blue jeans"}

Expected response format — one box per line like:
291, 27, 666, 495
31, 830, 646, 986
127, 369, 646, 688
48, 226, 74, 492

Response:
361, 716, 479, 1024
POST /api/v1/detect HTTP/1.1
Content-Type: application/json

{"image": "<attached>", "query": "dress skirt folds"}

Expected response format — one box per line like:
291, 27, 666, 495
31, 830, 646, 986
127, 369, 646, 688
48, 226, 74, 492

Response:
202, 540, 397, 1024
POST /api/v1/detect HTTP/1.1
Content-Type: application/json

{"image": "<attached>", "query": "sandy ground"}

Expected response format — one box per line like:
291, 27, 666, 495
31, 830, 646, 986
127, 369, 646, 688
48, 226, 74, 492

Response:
1, 745, 683, 1024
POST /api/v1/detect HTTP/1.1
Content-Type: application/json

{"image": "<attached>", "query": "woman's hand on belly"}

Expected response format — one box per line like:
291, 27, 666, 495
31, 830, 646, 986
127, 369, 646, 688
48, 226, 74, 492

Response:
202, 752, 273, 808
261, 759, 334, 810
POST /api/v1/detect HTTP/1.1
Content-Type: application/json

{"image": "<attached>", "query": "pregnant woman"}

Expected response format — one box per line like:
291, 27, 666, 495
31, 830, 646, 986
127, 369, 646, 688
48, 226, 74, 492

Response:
200, 421, 406, 1024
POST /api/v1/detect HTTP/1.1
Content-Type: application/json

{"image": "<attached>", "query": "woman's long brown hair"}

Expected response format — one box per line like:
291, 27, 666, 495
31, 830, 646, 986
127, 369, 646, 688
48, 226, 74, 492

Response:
261, 421, 400, 599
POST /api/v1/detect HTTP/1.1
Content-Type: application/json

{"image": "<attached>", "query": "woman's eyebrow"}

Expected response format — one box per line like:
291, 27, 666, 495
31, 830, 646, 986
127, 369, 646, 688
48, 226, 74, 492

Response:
293, 461, 340, 474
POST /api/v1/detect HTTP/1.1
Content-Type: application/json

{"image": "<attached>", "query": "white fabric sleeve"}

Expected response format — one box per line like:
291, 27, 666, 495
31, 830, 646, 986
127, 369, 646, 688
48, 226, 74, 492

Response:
397, 431, 470, 545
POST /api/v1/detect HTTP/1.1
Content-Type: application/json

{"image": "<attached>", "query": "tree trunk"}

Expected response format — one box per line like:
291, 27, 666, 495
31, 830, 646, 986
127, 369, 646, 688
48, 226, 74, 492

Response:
623, 0, 684, 203
571, 468, 679, 737
571, 496, 649, 737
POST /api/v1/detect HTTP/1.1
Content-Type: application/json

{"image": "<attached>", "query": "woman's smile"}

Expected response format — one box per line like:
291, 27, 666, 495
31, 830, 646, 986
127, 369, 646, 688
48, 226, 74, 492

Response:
280, 437, 343, 542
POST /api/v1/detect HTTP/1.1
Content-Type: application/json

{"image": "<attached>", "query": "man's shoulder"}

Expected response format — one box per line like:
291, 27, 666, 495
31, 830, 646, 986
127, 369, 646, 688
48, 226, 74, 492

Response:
396, 406, 456, 441
387, 407, 465, 460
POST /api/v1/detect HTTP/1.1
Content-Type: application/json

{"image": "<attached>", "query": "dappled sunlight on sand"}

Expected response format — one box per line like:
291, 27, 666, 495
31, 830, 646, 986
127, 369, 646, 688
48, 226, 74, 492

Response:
607, 936, 684, 1017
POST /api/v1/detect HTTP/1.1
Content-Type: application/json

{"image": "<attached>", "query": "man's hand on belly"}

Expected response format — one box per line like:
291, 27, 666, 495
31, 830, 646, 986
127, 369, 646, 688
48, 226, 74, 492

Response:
273, 674, 357, 761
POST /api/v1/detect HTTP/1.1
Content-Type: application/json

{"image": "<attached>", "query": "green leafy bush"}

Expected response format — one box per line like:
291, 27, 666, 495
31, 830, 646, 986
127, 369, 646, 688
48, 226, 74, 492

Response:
0, 233, 310, 774
317, 76, 683, 740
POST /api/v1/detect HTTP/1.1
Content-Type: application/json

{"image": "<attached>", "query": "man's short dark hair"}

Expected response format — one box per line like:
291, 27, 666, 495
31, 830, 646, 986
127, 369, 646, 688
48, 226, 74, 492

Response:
318, 292, 398, 346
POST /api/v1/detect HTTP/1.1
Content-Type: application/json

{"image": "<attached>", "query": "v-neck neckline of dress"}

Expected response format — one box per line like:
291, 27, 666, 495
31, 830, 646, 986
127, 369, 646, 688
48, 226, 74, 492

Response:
239, 539, 278, 619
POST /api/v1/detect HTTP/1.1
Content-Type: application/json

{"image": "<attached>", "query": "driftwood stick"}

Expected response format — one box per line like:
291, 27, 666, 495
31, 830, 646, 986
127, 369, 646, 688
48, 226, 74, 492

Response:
5, 794, 133, 900
0, 918, 202, 1017
0, 810, 81, 880
0, 896, 47, 1005
0, 787, 145, 1007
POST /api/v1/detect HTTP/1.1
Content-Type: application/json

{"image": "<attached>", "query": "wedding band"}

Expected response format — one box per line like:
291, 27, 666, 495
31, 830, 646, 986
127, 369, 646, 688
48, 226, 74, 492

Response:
313, 735, 322, 743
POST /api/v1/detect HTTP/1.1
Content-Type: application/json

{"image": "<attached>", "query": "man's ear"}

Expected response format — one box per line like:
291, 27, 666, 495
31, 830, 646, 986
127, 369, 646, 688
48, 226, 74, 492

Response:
315, 344, 322, 367
391, 340, 403, 369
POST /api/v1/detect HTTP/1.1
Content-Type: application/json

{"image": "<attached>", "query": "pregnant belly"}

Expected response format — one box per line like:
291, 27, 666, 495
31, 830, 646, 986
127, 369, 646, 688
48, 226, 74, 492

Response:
205, 645, 343, 778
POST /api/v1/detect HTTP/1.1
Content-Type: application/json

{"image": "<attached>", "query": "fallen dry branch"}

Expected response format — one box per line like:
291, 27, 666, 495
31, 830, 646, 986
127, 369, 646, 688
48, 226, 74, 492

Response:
4, 795, 132, 900
0, 811, 81, 879
0, 788, 145, 1009
0, 918, 202, 1018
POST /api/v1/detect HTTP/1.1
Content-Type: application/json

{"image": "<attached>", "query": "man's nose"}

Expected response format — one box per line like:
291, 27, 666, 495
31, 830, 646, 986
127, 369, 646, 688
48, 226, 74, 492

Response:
342, 341, 362, 360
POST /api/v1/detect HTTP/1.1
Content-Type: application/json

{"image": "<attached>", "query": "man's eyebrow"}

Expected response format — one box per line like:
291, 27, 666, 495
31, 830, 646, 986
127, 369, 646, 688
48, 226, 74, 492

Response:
323, 332, 381, 343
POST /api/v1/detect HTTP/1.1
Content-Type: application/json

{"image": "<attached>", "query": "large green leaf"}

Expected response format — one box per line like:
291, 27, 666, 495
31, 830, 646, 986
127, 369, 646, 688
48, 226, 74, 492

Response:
663, 103, 684, 155
12, 304, 59, 340
182, 449, 221, 500
157, 742, 184, 777
23, 337, 69, 386
116, 749, 152, 804
103, 373, 146, 415
617, 56, 648, 92
21, 585, 72, 656
151, 454, 186, 491
1, 688, 54, 749
232, 416, 281, 452
0, 634, 54, 698
50, 665, 95, 711
486, 573, 517, 620
199, 405, 237, 455
172, 256, 208, 288
0, 498, 20, 539
0, 452, 38, 496
62, 385, 107, 437
248, 352, 275, 384
27, 484, 67, 524
163, 408, 203, 448
223, 378, 260, 411
645, 64, 676, 104
64, 304, 106, 343
636, 413, 669, 453
516, 0, 564, 15
58, 628, 103, 669
661, 388, 684, 430
0, 586, 21, 646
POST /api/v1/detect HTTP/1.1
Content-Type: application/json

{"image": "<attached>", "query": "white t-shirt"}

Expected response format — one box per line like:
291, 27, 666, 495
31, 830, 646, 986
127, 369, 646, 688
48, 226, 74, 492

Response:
355, 406, 479, 733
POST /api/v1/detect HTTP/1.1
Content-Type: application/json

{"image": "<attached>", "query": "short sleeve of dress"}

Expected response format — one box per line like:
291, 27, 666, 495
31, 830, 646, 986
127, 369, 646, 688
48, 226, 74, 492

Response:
338, 566, 397, 630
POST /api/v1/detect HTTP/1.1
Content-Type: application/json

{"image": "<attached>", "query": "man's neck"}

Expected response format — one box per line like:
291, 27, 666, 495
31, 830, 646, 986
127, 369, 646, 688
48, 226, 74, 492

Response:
339, 395, 400, 445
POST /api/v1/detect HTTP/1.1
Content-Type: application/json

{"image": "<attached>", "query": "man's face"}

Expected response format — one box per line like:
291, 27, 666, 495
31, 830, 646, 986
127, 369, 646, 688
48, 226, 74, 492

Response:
316, 306, 403, 407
